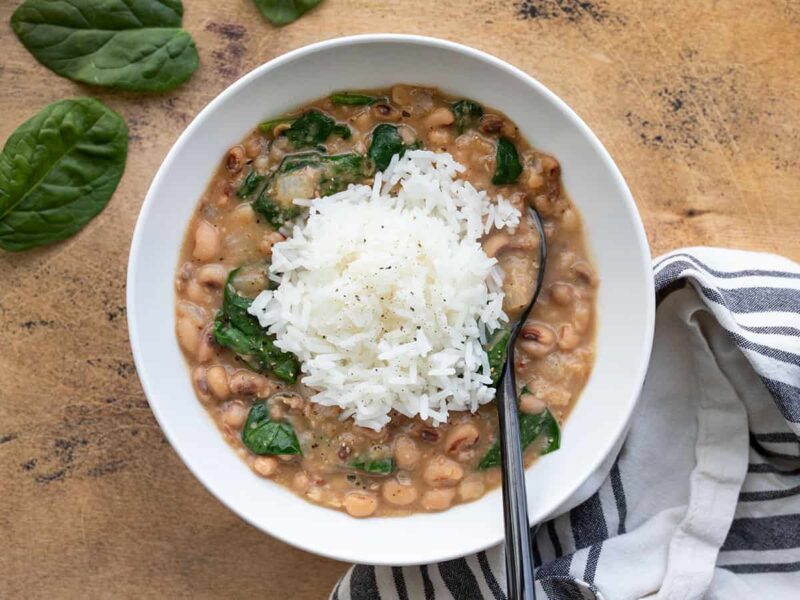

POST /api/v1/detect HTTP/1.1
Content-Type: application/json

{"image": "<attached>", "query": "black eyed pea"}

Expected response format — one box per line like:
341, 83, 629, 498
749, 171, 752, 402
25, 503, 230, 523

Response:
192, 220, 221, 261
253, 456, 278, 477
458, 475, 486, 501
192, 367, 212, 403
393, 435, 421, 470
427, 127, 452, 147
220, 401, 249, 429
372, 103, 401, 122
206, 365, 230, 400
519, 392, 547, 415
550, 283, 575, 306
444, 423, 480, 455
382, 479, 419, 506
176, 317, 202, 356
421, 487, 456, 511
558, 323, 581, 351
229, 371, 273, 397
482, 231, 511, 258
423, 456, 464, 488
518, 322, 557, 358
196, 325, 217, 363
196, 264, 227, 288
424, 107, 455, 129
344, 491, 379, 517
226, 146, 245, 173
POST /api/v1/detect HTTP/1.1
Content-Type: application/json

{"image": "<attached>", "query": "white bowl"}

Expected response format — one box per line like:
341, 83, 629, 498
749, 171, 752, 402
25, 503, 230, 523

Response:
127, 34, 654, 566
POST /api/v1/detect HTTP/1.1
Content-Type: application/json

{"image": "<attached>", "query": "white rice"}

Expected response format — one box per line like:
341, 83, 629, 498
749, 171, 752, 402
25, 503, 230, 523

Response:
248, 150, 520, 430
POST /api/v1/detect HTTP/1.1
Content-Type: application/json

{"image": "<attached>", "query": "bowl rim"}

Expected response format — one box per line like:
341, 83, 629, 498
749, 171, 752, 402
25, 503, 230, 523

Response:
127, 33, 655, 565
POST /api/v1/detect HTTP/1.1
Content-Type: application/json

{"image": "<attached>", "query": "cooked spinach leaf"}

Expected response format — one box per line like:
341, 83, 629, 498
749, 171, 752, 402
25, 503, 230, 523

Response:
214, 269, 300, 383
485, 327, 511, 385
452, 99, 483, 134
330, 92, 379, 106
368, 124, 410, 172
253, 151, 367, 228
11, 0, 199, 92
242, 402, 302, 455
254, 0, 323, 26
259, 117, 295, 135
237, 171, 265, 199
0, 98, 127, 252
492, 137, 523, 185
479, 407, 560, 469
285, 110, 350, 148
350, 457, 394, 476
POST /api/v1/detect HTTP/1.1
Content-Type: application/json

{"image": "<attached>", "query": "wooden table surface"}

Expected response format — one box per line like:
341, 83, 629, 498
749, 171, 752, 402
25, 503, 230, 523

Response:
1, 1, 798, 598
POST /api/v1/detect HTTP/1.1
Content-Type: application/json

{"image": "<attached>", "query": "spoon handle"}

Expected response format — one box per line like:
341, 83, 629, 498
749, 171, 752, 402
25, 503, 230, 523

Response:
497, 348, 536, 600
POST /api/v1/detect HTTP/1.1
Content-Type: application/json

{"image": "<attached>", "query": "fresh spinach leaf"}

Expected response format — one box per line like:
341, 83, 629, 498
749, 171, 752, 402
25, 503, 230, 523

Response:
242, 402, 302, 455
237, 171, 265, 199
485, 327, 510, 385
350, 457, 394, 476
452, 99, 483, 134
492, 137, 523, 185
253, 151, 367, 228
214, 269, 300, 383
11, 0, 199, 92
479, 408, 560, 469
285, 110, 350, 148
368, 124, 407, 172
0, 98, 127, 252
330, 92, 379, 106
254, 0, 323, 26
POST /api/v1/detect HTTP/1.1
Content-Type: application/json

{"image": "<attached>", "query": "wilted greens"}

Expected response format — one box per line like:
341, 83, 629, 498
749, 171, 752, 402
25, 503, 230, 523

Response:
214, 269, 300, 383
242, 402, 302, 455
492, 137, 523, 185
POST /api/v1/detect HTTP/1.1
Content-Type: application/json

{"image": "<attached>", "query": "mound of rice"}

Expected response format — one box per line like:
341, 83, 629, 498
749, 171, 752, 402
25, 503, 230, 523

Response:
248, 150, 520, 430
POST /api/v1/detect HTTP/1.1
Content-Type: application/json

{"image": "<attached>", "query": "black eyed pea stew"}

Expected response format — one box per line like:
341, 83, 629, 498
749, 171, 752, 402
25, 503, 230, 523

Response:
175, 85, 597, 517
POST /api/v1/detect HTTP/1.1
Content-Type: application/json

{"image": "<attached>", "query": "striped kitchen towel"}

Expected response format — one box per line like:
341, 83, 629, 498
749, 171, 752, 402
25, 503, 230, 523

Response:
331, 247, 800, 600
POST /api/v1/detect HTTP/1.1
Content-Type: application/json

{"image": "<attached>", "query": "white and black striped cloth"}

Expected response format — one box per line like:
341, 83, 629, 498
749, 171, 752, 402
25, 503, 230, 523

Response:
331, 247, 800, 600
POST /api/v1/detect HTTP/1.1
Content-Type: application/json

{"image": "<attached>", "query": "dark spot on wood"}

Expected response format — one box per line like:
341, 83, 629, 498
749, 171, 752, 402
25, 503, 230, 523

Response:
35, 469, 66, 484
21, 458, 37, 471
88, 460, 127, 477
685, 208, 710, 218
54, 437, 89, 464
116, 361, 136, 378
206, 22, 248, 81
516, 0, 619, 23
21, 319, 55, 331
0, 433, 18, 445
106, 305, 126, 322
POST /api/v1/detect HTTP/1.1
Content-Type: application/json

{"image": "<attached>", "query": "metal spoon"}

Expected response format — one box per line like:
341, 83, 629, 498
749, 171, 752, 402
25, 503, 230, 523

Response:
495, 206, 548, 600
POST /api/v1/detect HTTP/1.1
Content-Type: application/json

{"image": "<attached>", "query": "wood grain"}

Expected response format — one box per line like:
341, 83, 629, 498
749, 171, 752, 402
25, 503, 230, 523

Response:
1, 1, 798, 598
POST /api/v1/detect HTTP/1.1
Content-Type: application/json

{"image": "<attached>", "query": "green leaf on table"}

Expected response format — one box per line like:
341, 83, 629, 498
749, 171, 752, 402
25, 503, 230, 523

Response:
478, 408, 561, 469
213, 268, 300, 383
11, 0, 199, 92
492, 137, 522, 185
242, 402, 302, 455
350, 457, 394, 476
254, 0, 324, 26
452, 99, 483, 134
0, 98, 128, 252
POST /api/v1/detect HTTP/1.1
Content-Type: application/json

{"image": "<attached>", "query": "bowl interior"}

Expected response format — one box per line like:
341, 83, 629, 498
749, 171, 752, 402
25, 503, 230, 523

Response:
128, 35, 654, 566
